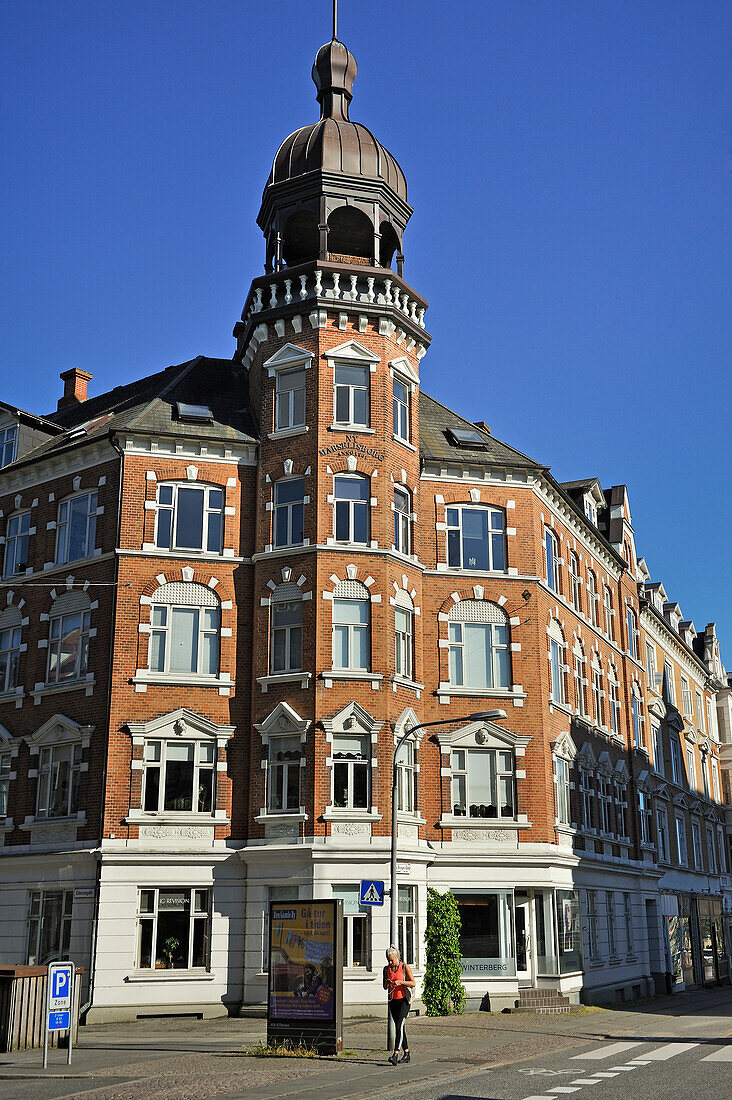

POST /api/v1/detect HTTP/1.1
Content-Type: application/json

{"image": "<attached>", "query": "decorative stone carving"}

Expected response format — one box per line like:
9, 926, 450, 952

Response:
397, 824, 418, 841
330, 822, 371, 837
452, 827, 515, 844
30, 826, 76, 847
265, 823, 299, 839
139, 825, 211, 841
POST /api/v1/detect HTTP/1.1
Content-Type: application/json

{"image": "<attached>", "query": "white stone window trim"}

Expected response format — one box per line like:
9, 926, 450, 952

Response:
22, 714, 92, 826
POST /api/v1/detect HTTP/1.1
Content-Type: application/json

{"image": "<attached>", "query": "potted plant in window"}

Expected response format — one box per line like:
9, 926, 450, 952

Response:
163, 936, 180, 968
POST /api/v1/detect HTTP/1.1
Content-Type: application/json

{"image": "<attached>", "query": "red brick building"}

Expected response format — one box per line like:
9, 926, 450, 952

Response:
0, 34, 729, 1020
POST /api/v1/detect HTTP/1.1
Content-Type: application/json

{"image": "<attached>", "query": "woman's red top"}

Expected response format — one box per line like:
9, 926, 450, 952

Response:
387, 961, 406, 1000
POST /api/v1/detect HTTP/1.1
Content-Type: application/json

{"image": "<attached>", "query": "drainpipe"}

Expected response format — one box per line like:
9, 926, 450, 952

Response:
80, 433, 125, 1019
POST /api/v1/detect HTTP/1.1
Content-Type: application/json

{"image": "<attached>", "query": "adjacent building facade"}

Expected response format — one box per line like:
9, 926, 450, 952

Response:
0, 34, 730, 1021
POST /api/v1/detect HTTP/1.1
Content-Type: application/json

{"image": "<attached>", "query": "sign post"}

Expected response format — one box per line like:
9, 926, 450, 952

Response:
43, 962, 74, 1068
267, 900, 343, 1054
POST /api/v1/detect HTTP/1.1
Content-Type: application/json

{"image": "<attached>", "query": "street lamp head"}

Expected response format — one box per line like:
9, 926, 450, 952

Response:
469, 709, 507, 722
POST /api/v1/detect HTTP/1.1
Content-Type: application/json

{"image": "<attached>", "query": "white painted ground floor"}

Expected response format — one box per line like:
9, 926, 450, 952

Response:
0, 837, 729, 1021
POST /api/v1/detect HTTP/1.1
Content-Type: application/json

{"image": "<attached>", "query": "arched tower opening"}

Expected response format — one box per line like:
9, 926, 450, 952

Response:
327, 206, 374, 264
283, 209, 320, 267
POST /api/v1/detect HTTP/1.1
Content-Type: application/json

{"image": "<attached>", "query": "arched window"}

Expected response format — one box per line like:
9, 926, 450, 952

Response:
544, 528, 560, 592
282, 209, 319, 267
448, 600, 510, 690
608, 665, 621, 734
327, 206, 373, 262
270, 583, 303, 674
446, 506, 506, 572
0, 606, 22, 694
603, 585, 613, 638
569, 551, 581, 612
379, 221, 400, 268
334, 474, 370, 544
394, 589, 414, 681
47, 591, 91, 684
393, 486, 411, 555
573, 641, 587, 716
548, 619, 565, 704
154, 483, 224, 554
148, 583, 220, 676
332, 580, 370, 672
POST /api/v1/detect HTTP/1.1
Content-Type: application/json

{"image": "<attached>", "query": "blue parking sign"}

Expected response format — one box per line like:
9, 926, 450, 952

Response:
47, 1011, 70, 1032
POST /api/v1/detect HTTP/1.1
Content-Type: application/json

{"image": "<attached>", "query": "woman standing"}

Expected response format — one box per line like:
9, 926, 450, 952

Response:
383, 945, 415, 1065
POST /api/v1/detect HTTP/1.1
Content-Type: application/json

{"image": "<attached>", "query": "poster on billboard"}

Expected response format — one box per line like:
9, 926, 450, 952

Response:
267, 899, 343, 1054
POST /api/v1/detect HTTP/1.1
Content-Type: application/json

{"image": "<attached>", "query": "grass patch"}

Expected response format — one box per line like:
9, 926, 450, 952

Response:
245, 1039, 320, 1058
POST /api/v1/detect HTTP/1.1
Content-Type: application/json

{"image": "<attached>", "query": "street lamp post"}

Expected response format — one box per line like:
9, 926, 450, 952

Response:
386, 708, 507, 1049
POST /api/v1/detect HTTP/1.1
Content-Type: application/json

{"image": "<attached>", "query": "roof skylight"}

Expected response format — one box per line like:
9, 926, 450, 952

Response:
176, 401, 214, 423
446, 427, 488, 450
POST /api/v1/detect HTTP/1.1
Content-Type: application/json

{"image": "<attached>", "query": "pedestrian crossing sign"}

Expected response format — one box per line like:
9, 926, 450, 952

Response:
359, 880, 385, 906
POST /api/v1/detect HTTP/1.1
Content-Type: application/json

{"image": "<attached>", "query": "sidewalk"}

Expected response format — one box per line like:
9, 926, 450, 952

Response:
1, 987, 730, 1100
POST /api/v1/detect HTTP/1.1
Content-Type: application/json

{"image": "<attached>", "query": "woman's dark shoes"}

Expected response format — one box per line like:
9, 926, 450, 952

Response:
388, 1052, 399, 1065
400, 1051, 410, 1063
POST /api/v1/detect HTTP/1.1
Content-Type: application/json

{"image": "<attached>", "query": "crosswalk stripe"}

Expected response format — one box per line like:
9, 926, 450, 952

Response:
521, 1094, 559, 1100
701, 1046, 732, 1062
590, 1071, 620, 1077
571, 1079, 603, 1086
640, 1042, 700, 1060
609, 1065, 637, 1071
552, 1088, 583, 1094
573, 1041, 642, 1060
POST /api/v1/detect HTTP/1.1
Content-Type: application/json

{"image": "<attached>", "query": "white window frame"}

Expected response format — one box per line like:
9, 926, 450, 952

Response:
686, 746, 696, 790
663, 659, 676, 705
0, 750, 12, 816
573, 648, 587, 716
273, 478, 305, 548
656, 805, 669, 861
334, 363, 370, 428
0, 424, 18, 468
3, 510, 31, 577
392, 375, 410, 442
615, 782, 628, 839
652, 722, 664, 776
598, 775, 612, 835
680, 674, 693, 717
449, 615, 510, 690
695, 689, 705, 732
333, 885, 371, 969
331, 735, 370, 810
544, 528, 560, 592
332, 594, 370, 672
638, 790, 652, 845
631, 688, 644, 749
585, 890, 599, 958
606, 891, 617, 956
587, 571, 599, 627
395, 604, 414, 681
592, 663, 603, 726
393, 485, 412, 555
154, 482, 224, 555
623, 892, 633, 954
555, 755, 571, 825
267, 734, 302, 813
397, 884, 417, 967
275, 366, 306, 431
446, 505, 506, 572
674, 813, 688, 866
136, 887, 211, 972
47, 608, 91, 684
626, 607, 638, 659
549, 625, 565, 704
603, 586, 613, 639
669, 735, 683, 785
142, 738, 216, 814
706, 824, 717, 873
609, 675, 620, 735
450, 746, 516, 820
333, 474, 370, 545
55, 492, 98, 564
26, 889, 72, 965
36, 741, 82, 819
396, 737, 417, 814
580, 769, 594, 832
691, 819, 703, 868
0, 611, 22, 694
569, 552, 581, 611
270, 598, 303, 674
149, 593, 220, 678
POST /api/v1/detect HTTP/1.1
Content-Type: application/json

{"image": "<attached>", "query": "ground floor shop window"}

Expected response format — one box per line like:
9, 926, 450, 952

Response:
397, 886, 417, 967
333, 885, 370, 968
26, 890, 72, 965
455, 891, 515, 977
137, 888, 211, 970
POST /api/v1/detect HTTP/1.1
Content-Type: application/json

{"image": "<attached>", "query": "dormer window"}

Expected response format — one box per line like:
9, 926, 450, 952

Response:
584, 498, 597, 525
0, 425, 17, 468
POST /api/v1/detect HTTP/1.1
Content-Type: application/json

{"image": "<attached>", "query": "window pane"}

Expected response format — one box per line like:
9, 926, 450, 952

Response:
353, 626, 369, 670
464, 623, 490, 687
143, 766, 160, 811
353, 764, 368, 808
470, 751, 495, 807
197, 768, 213, 813
333, 762, 348, 807
206, 510, 222, 553
353, 503, 369, 543
175, 488, 204, 550
170, 608, 198, 672
276, 479, 304, 505
156, 508, 172, 549
333, 625, 349, 668
201, 631, 219, 675
335, 386, 350, 423
335, 477, 368, 500
149, 631, 166, 671
336, 364, 368, 387
353, 387, 368, 426
335, 599, 368, 625
164, 752, 194, 811
155, 906, 190, 969
461, 510, 489, 570
335, 500, 350, 541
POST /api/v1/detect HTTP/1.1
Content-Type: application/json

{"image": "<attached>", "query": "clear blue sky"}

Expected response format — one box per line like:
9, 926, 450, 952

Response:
2, 1, 730, 650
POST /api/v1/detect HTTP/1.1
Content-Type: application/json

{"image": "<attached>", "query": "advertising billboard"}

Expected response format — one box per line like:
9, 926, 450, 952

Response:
267, 899, 343, 1054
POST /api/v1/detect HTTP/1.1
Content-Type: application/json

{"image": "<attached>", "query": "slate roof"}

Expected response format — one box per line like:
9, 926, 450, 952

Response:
8, 357, 258, 471
419, 392, 543, 471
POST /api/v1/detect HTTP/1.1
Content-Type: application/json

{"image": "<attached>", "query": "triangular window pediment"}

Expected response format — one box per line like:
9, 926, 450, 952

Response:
552, 730, 577, 762
254, 701, 310, 741
577, 741, 598, 770
325, 340, 380, 365
435, 718, 530, 754
25, 714, 91, 750
127, 707, 234, 744
263, 343, 313, 374
322, 701, 382, 738
389, 356, 419, 386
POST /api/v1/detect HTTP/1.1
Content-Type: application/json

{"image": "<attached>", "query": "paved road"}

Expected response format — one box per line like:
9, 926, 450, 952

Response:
1, 989, 730, 1100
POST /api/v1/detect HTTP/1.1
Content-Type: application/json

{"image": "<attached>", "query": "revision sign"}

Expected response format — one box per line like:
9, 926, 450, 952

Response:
359, 880, 384, 906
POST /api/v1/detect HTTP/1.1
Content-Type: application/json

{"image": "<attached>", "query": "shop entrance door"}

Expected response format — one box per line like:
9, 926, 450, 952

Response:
515, 897, 532, 984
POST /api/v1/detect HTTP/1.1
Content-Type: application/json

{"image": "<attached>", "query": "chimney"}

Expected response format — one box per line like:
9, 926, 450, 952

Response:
58, 368, 92, 410
473, 420, 491, 435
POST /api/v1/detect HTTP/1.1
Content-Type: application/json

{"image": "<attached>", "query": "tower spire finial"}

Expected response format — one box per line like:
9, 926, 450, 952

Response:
333, 0, 338, 41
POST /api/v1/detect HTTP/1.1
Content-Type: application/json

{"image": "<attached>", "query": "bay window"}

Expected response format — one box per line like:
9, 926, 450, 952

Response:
451, 746, 515, 818
142, 738, 215, 813
137, 887, 210, 970
155, 483, 224, 554
0, 425, 18, 468
448, 600, 510, 690
446, 506, 505, 572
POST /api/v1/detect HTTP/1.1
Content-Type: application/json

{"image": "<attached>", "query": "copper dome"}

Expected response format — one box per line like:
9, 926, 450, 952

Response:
266, 39, 407, 202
